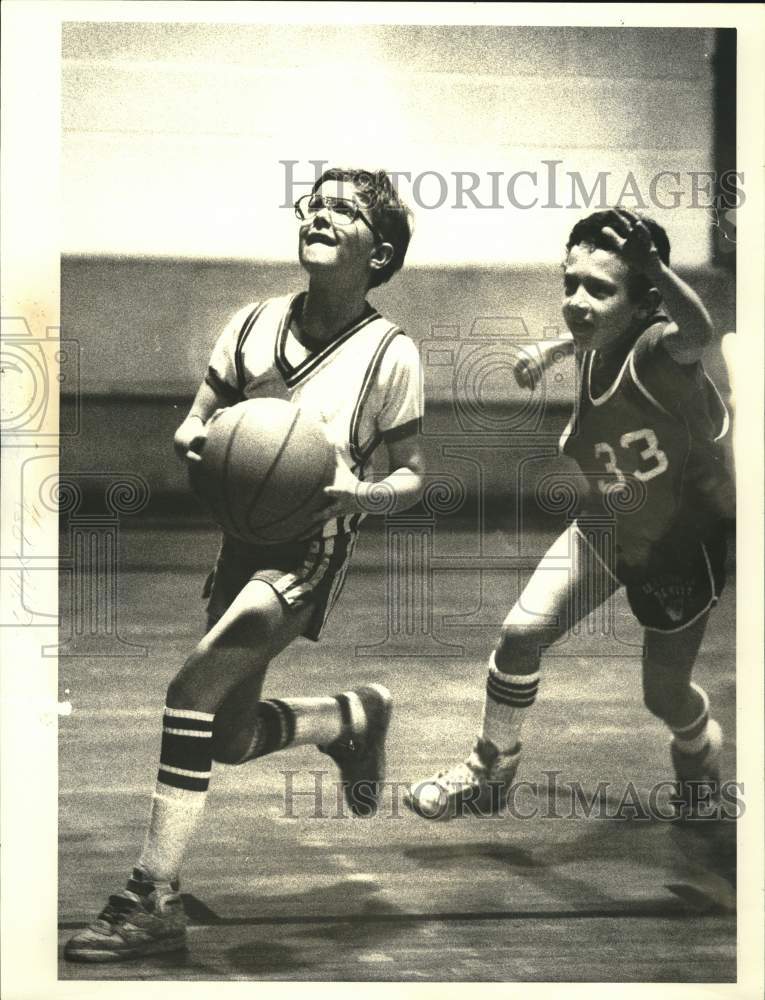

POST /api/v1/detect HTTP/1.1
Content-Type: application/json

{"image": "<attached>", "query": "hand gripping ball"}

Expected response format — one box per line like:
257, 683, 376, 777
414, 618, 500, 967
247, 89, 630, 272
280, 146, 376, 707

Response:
188, 398, 336, 544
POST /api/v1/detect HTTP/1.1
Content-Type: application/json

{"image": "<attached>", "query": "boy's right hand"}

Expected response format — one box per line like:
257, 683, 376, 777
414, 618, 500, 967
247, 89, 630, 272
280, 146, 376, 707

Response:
602, 209, 664, 282
173, 415, 208, 463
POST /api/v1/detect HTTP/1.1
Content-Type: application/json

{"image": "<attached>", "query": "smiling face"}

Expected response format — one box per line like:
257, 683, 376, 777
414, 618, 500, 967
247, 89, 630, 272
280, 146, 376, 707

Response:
298, 179, 379, 288
561, 243, 647, 353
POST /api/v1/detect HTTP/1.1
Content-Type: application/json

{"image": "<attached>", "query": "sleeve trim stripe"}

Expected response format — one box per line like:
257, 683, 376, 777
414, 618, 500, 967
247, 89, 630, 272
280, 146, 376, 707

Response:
380, 417, 421, 443
205, 368, 242, 403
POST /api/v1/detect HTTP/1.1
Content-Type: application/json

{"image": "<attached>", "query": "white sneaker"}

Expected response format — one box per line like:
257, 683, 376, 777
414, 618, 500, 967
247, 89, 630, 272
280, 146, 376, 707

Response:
404, 737, 521, 821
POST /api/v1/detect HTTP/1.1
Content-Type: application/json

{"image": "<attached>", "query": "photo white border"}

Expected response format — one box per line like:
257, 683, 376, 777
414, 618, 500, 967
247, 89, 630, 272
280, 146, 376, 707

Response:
2, 3, 763, 998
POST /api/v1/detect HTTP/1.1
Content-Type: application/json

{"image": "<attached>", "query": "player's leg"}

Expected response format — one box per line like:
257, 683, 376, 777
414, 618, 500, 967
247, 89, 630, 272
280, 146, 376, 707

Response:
210, 532, 392, 818
143, 569, 391, 891
406, 523, 621, 818
210, 624, 393, 823
642, 614, 723, 817
136, 580, 315, 881
64, 581, 313, 963
212, 666, 392, 820
486, 521, 620, 755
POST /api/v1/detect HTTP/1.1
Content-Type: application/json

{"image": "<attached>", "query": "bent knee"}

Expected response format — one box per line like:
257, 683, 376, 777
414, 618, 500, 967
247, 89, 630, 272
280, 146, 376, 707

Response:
165, 648, 216, 711
495, 623, 548, 672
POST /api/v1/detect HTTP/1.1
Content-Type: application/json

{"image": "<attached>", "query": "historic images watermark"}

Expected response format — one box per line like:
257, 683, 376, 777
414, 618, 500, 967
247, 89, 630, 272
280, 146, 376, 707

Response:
279, 769, 745, 823
280, 159, 745, 213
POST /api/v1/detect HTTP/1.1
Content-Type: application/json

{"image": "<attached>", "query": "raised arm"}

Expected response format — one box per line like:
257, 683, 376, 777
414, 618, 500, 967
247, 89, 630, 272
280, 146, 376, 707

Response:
603, 209, 714, 364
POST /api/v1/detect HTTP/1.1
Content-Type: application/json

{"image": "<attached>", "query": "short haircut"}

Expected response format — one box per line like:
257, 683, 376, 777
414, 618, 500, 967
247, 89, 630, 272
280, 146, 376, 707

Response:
566, 209, 671, 301
313, 167, 413, 289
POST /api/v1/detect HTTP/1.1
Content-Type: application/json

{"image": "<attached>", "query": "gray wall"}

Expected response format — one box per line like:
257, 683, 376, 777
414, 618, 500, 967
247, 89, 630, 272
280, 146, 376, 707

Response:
61, 257, 734, 517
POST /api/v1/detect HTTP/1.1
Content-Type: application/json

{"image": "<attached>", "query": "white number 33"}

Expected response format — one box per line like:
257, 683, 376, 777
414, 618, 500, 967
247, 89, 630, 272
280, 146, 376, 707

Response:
594, 429, 669, 493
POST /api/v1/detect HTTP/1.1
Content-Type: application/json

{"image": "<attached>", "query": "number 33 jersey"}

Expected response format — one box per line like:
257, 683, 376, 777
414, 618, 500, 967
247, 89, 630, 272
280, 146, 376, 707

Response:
560, 319, 730, 559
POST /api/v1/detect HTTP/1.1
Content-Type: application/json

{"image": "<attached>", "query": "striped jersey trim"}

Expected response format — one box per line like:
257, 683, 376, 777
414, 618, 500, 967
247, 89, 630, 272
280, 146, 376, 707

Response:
629, 352, 672, 416
559, 351, 585, 453
705, 372, 731, 442
588, 349, 632, 406
275, 537, 331, 600
273, 295, 300, 381
315, 530, 358, 635
274, 297, 381, 386
349, 326, 403, 465
235, 301, 267, 392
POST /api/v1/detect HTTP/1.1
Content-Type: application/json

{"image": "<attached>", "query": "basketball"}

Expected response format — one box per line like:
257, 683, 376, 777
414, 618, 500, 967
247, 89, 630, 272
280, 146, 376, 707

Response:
188, 398, 336, 544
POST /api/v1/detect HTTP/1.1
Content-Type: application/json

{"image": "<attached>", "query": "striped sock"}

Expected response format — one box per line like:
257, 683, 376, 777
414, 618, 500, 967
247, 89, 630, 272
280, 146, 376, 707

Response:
670, 683, 710, 755
481, 653, 540, 754
238, 697, 344, 762
137, 707, 215, 882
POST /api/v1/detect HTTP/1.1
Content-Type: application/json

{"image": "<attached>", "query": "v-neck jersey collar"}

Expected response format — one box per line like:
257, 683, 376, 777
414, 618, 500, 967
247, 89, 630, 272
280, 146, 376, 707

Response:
275, 293, 380, 383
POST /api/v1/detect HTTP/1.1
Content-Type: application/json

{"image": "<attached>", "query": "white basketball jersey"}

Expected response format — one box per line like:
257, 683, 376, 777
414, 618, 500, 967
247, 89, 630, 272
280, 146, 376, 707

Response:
205, 293, 423, 536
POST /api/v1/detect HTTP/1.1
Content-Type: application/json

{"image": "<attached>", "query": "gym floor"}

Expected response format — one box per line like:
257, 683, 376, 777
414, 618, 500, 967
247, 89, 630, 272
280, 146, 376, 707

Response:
58, 522, 737, 983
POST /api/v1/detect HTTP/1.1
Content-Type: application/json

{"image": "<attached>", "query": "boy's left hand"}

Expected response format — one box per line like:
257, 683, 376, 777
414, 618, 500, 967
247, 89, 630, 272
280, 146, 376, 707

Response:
602, 209, 664, 281
315, 451, 369, 520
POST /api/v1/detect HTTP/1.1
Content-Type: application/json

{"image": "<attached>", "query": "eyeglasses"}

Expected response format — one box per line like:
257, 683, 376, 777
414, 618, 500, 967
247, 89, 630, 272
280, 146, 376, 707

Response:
294, 194, 380, 241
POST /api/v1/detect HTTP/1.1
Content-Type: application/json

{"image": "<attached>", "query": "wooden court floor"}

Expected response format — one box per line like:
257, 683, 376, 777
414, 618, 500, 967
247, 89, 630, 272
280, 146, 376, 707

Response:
58, 525, 737, 982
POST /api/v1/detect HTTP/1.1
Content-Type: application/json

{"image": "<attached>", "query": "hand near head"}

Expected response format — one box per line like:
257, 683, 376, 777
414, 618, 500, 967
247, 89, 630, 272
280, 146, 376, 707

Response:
601, 209, 664, 281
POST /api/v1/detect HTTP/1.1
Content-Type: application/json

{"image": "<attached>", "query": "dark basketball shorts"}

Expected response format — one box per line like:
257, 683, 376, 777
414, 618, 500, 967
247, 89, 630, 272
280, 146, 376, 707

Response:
203, 531, 358, 641
575, 520, 727, 633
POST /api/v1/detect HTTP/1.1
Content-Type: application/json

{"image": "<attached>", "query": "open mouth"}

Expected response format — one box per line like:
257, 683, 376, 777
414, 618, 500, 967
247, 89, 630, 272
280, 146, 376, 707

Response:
305, 233, 336, 247
568, 321, 593, 336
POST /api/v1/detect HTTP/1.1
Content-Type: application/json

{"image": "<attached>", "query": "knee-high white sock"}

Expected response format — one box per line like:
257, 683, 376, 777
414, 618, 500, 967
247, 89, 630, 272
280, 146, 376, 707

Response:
480, 653, 540, 754
137, 707, 215, 883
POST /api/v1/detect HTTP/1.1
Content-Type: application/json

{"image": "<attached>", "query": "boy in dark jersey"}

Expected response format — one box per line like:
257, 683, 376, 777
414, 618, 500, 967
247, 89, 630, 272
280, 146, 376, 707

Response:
405, 208, 730, 821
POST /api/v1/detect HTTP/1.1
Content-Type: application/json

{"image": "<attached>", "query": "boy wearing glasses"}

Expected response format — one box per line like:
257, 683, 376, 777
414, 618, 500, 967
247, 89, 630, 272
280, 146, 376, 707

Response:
65, 168, 424, 962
